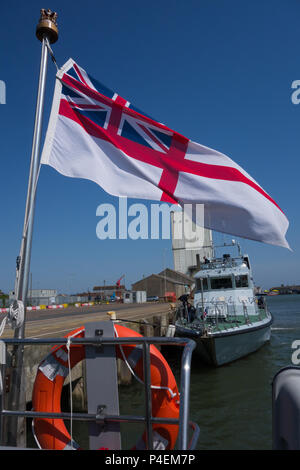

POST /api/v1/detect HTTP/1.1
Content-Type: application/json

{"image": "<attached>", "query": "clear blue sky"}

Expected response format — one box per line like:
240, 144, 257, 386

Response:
0, 0, 299, 294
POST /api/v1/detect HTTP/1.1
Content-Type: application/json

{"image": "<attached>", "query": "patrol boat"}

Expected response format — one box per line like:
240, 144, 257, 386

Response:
174, 241, 273, 366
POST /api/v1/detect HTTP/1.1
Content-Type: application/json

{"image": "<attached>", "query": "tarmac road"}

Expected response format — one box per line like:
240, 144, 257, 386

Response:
0, 302, 172, 339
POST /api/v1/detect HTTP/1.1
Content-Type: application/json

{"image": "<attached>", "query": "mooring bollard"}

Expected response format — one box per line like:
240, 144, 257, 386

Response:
107, 311, 117, 321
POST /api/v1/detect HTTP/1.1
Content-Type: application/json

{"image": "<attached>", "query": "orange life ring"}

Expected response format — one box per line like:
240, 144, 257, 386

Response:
32, 324, 179, 450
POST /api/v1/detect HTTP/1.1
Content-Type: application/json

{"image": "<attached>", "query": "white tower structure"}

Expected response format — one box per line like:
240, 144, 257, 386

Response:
171, 210, 213, 277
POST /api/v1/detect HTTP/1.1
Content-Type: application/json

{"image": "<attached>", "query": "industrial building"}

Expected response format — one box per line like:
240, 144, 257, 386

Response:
131, 268, 194, 300
171, 210, 213, 277
9, 289, 58, 306
91, 275, 126, 301
91, 283, 126, 301
123, 291, 147, 303
9, 289, 89, 306
76, 286, 147, 304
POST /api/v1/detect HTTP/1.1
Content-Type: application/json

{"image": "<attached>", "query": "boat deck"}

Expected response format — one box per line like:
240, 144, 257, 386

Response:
177, 308, 270, 334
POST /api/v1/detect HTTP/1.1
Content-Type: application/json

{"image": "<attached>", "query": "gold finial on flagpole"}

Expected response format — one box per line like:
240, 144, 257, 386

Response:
36, 8, 58, 43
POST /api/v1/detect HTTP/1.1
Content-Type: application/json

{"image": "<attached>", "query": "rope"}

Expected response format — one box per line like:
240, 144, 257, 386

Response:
0, 317, 7, 337
22, 163, 42, 243
32, 410, 42, 449
113, 325, 177, 400
13, 160, 42, 300
45, 37, 59, 72
66, 336, 74, 449
14, 38, 59, 298
114, 318, 158, 328
12, 37, 59, 323
0, 301, 25, 337
32, 330, 83, 450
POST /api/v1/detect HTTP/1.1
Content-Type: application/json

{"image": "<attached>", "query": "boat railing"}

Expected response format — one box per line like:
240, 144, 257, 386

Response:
193, 300, 258, 330
241, 300, 250, 324
0, 330, 199, 451
199, 256, 243, 271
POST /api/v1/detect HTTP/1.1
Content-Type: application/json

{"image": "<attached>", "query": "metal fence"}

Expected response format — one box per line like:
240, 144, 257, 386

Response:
0, 332, 199, 450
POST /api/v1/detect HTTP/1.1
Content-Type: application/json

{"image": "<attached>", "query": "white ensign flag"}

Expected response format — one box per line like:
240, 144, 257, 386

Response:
41, 59, 290, 249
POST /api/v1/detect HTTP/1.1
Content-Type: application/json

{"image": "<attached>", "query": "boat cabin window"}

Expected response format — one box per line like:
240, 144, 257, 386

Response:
235, 275, 248, 288
196, 278, 208, 291
210, 277, 232, 290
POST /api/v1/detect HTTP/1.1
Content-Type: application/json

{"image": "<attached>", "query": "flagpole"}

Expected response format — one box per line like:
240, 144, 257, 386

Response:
5, 9, 58, 447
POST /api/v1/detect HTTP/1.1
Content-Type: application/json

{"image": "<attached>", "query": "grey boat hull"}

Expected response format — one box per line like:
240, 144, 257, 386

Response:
175, 315, 273, 366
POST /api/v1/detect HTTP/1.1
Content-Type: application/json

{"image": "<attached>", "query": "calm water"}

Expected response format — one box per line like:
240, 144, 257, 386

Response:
29, 295, 300, 450
118, 295, 300, 450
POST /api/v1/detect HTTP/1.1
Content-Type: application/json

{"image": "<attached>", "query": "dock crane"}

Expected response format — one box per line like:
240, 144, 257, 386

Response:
116, 274, 125, 287
115, 274, 125, 300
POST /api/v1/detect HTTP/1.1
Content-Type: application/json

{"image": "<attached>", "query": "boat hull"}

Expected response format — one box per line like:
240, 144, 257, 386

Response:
175, 315, 273, 366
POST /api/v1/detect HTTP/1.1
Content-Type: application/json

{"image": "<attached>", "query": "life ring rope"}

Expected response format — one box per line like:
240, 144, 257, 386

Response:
113, 325, 179, 400
66, 335, 74, 449
33, 330, 81, 450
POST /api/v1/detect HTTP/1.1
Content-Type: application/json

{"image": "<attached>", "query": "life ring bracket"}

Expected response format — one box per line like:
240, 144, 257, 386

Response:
32, 323, 184, 450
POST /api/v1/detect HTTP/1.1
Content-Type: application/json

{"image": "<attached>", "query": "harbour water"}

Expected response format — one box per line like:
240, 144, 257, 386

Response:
118, 295, 300, 450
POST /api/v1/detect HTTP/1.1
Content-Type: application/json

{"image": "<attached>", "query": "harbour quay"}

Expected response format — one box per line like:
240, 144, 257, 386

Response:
1, 302, 177, 407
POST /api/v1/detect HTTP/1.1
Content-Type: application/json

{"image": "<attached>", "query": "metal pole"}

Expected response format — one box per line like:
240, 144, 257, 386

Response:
16, 37, 49, 335
143, 342, 153, 449
178, 339, 196, 450
5, 9, 58, 447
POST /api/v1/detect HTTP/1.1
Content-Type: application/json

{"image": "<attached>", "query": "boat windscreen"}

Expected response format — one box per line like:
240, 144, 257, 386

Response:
210, 277, 233, 290
235, 275, 249, 288
196, 278, 208, 291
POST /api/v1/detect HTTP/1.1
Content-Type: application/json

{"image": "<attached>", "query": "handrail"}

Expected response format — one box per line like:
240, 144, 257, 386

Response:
0, 334, 198, 450
175, 299, 268, 331
1, 409, 200, 451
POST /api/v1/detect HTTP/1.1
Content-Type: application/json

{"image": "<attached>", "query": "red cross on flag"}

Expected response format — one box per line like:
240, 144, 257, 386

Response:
41, 59, 289, 249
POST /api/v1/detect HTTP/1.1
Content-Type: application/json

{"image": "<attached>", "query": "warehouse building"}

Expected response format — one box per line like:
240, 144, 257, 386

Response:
92, 284, 126, 301
132, 268, 194, 300
9, 289, 58, 306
